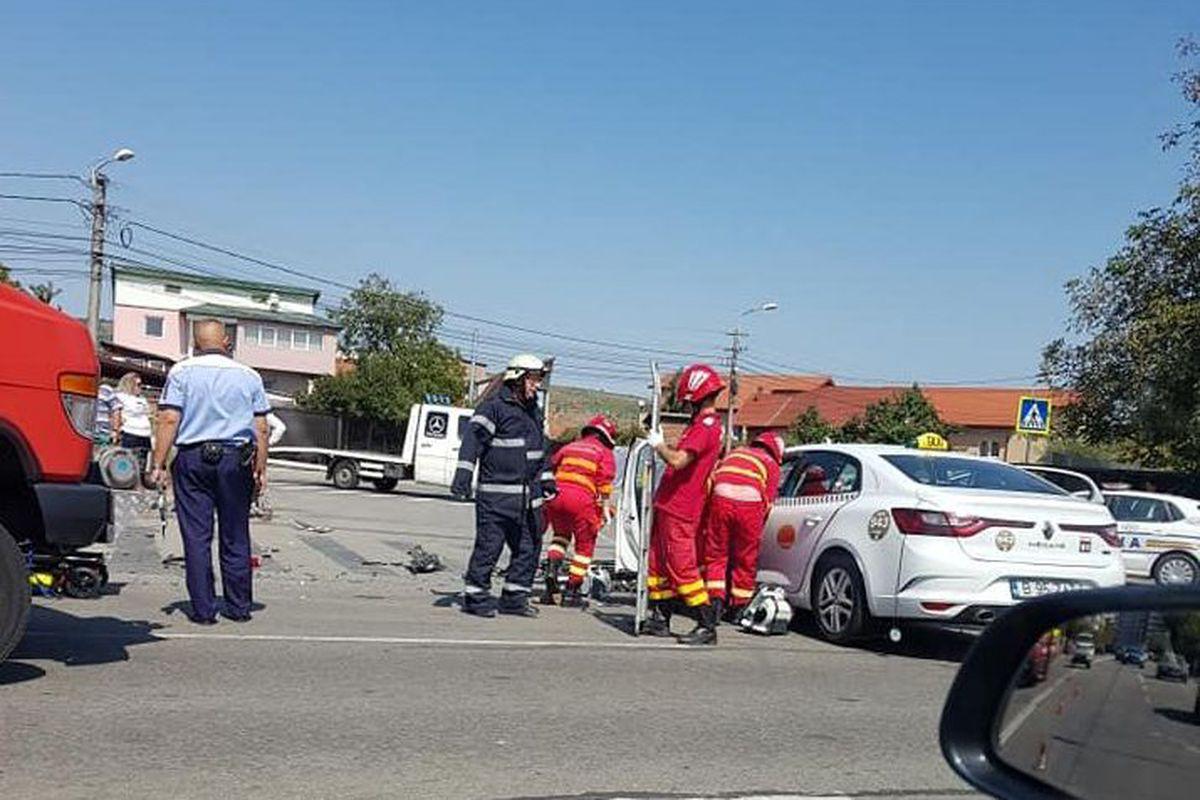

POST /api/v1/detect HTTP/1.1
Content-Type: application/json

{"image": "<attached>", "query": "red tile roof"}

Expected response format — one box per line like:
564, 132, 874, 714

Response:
661, 372, 833, 410
736, 384, 1071, 430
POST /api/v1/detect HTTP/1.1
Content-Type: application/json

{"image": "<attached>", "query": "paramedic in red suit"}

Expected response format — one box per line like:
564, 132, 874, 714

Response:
542, 415, 618, 607
700, 432, 784, 620
644, 363, 726, 646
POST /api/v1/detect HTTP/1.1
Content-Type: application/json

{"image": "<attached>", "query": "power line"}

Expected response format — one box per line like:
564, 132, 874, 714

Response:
0, 193, 87, 209
0, 172, 83, 182
124, 217, 720, 362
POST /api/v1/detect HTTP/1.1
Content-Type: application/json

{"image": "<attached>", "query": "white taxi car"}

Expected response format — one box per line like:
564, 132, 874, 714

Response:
1103, 490, 1200, 585
756, 443, 1126, 642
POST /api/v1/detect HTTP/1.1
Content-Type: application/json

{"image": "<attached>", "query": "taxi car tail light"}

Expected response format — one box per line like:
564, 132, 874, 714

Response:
58, 372, 98, 440
892, 508, 1032, 538
1061, 522, 1121, 549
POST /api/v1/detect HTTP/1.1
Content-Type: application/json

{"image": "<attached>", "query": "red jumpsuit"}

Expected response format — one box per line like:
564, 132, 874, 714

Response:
701, 445, 780, 608
647, 409, 723, 609
544, 434, 616, 589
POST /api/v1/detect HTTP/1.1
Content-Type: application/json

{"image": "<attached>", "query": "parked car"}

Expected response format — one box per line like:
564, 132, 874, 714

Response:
1105, 491, 1200, 585
1156, 654, 1189, 683
1070, 632, 1096, 668
1118, 646, 1149, 666
754, 442, 1126, 642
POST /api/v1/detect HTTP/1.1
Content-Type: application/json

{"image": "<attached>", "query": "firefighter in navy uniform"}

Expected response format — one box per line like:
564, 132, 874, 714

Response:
452, 354, 554, 618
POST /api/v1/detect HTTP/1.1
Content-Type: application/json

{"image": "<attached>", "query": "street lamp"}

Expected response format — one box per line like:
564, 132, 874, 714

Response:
726, 301, 779, 449
85, 147, 136, 342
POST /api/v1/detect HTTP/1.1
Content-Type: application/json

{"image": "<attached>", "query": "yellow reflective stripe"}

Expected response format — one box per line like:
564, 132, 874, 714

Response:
647, 576, 666, 587
557, 472, 598, 493
677, 579, 705, 596
598, 483, 613, 496
728, 451, 768, 480
705, 580, 725, 590
730, 587, 754, 598
569, 566, 588, 576
683, 591, 710, 607
547, 544, 567, 556
572, 554, 593, 565
714, 465, 767, 489
561, 457, 599, 473
649, 589, 676, 600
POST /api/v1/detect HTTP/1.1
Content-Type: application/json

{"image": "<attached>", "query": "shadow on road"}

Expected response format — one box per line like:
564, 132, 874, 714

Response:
785, 613, 975, 664
0, 661, 47, 686
7, 605, 166, 674
159, 600, 268, 618
1155, 707, 1200, 726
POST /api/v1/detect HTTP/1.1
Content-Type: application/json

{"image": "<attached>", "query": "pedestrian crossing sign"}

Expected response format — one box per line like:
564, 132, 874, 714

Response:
1016, 397, 1052, 436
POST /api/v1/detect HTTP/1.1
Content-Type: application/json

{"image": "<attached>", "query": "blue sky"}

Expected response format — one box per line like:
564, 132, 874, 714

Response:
1, 1, 1196, 391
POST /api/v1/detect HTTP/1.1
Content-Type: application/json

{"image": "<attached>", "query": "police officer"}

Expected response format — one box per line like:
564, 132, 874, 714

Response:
150, 320, 270, 624
452, 354, 554, 618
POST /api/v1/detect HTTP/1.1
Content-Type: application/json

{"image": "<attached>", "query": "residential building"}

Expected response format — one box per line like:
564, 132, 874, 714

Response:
111, 265, 340, 396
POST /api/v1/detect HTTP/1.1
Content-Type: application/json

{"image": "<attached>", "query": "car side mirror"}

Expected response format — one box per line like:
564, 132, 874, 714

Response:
940, 586, 1200, 800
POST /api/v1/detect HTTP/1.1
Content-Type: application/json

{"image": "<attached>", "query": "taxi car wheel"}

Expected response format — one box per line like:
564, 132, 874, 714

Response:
811, 552, 869, 643
1153, 553, 1199, 586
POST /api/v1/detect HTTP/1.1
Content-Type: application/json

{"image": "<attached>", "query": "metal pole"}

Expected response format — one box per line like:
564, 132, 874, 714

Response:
467, 328, 479, 403
724, 328, 742, 452
85, 172, 108, 342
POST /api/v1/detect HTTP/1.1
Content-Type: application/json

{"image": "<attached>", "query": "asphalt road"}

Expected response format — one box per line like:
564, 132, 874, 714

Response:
1, 468, 980, 800
999, 656, 1200, 799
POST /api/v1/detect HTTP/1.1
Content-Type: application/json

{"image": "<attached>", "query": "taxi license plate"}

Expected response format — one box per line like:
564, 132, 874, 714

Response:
1010, 579, 1089, 599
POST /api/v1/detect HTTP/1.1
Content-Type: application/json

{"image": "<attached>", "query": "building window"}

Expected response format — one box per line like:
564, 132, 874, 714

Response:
979, 441, 1001, 458
164, 284, 182, 294
258, 326, 277, 347
145, 315, 164, 338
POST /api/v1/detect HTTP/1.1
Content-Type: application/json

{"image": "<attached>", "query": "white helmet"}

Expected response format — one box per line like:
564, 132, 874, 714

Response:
504, 353, 546, 382
738, 585, 793, 635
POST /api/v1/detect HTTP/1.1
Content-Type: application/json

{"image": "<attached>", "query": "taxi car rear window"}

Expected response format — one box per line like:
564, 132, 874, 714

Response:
882, 455, 1067, 496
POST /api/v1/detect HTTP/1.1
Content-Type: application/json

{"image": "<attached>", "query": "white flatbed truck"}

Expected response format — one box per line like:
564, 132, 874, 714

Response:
268, 403, 474, 491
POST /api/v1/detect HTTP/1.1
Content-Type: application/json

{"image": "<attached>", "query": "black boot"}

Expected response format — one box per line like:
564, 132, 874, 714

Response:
641, 601, 674, 637
541, 559, 563, 605
561, 586, 588, 608
711, 597, 725, 626
678, 603, 718, 646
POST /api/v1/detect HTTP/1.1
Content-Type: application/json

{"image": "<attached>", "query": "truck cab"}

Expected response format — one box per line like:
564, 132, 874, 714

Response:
1, 284, 111, 661
399, 403, 475, 486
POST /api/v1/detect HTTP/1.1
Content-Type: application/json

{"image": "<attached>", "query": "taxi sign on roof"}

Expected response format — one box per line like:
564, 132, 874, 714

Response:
914, 432, 949, 451
1016, 396, 1052, 436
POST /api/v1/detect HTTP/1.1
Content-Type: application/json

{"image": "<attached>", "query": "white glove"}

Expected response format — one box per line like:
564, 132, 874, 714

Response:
646, 428, 665, 448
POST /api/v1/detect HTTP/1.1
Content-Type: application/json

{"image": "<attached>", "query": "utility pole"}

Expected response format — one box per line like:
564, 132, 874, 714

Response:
724, 327, 744, 453
85, 172, 108, 343
84, 147, 135, 343
467, 328, 479, 403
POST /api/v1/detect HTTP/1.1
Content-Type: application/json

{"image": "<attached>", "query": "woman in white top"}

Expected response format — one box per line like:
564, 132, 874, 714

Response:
113, 371, 153, 451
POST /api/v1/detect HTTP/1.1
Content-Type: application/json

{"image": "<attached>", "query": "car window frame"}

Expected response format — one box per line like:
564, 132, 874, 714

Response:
779, 448, 863, 498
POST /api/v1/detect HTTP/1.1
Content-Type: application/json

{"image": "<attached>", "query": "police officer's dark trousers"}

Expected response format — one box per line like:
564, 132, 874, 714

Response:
463, 495, 542, 614
172, 443, 254, 620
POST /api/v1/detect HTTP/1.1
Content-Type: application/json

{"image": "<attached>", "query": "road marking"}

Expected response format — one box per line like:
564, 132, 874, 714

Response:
999, 671, 1072, 746
148, 631, 695, 650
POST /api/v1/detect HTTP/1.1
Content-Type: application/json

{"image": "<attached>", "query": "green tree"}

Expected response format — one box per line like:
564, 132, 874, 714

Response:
27, 281, 61, 305
299, 273, 464, 424
0, 261, 17, 287
840, 386, 953, 445
1042, 41, 1200, 471
787, 406, 839, 445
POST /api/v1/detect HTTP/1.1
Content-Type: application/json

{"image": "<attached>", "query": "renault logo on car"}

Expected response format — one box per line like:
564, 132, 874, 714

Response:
1042, 521, 1055, 541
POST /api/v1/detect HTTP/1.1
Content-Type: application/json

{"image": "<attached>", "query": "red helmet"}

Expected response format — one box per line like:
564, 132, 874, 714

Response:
676, 363, 725, 404
752, 432, 785, 464
582, 414, 617, 447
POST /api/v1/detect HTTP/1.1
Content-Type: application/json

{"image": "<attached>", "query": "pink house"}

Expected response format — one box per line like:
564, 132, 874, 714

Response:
111, 265, 340, 396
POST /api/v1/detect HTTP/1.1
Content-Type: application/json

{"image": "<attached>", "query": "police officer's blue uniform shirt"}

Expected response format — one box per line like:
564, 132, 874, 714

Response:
160, 351, 271, 444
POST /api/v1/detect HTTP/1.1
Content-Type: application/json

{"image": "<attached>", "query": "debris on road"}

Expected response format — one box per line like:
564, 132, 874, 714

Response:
405, 545, 444, 574
290, 519, 334, 534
